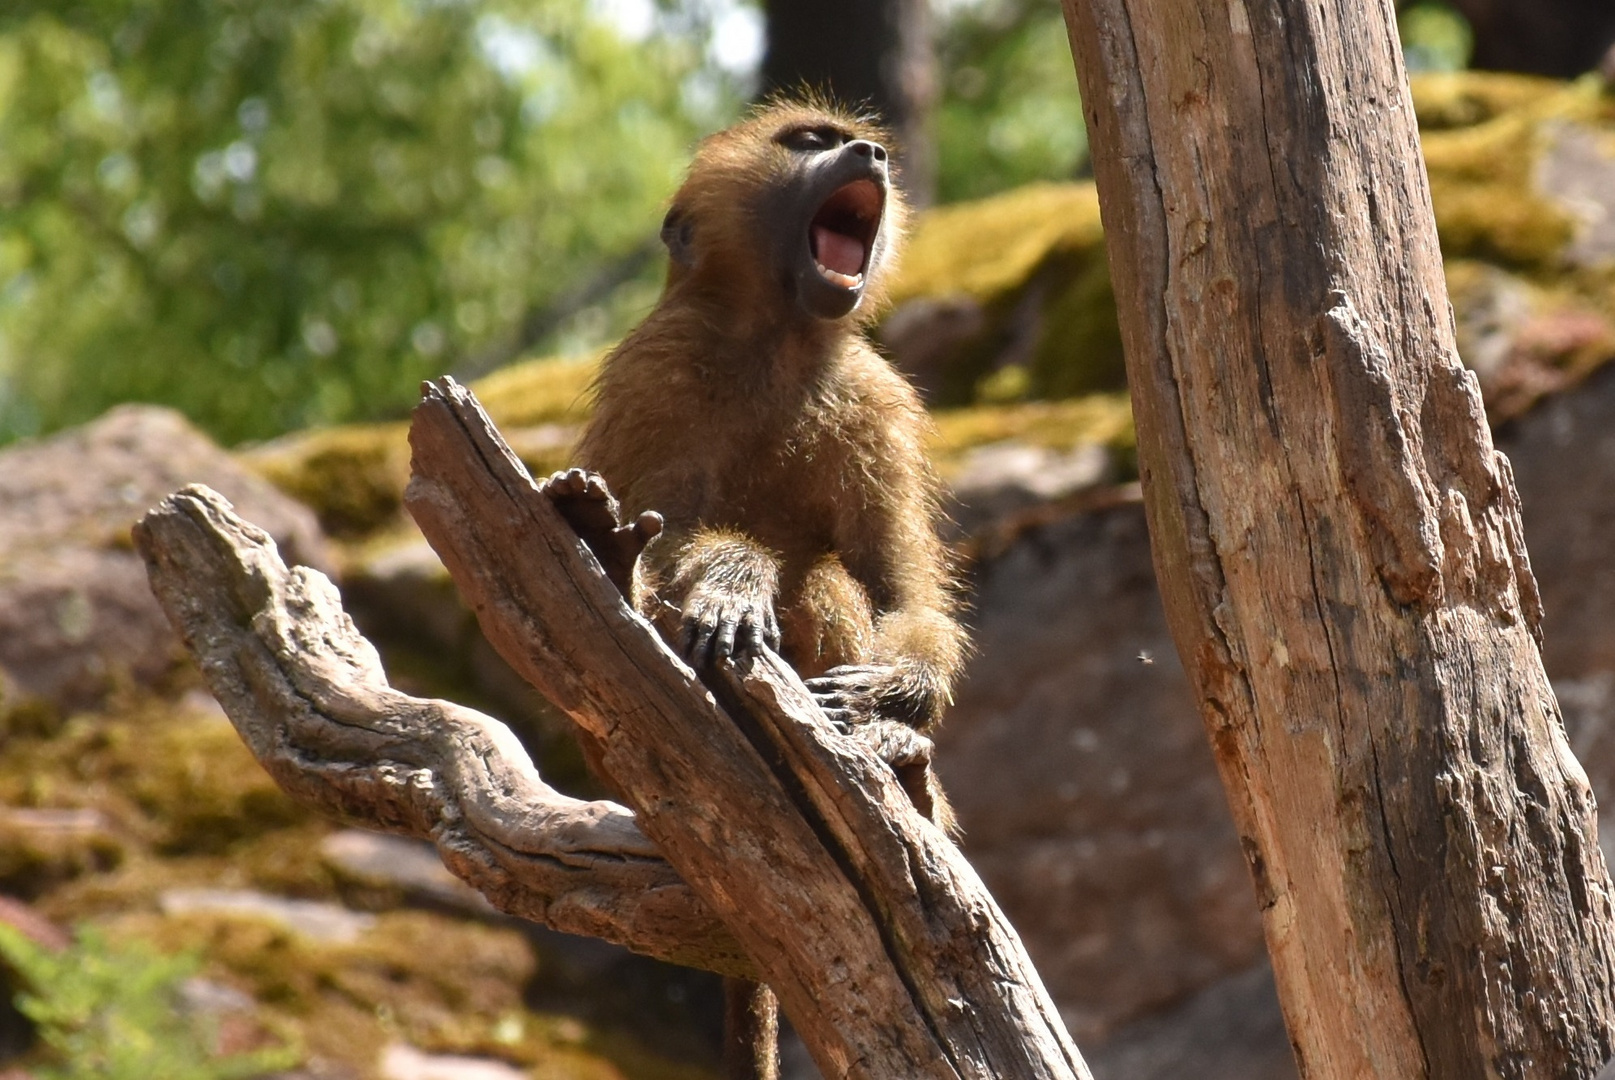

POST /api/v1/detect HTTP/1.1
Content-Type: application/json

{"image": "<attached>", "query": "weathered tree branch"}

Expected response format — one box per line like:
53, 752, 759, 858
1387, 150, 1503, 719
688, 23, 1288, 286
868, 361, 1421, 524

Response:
134, 487, 750, 977
137, 377, 1089, 1077
403, 377, 1088, 1078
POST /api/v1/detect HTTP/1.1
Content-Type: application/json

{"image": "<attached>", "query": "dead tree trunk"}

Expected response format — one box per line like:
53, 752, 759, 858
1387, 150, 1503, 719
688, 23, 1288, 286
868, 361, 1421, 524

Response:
1059, 2, 1615, 1077
136, 380, 1089, 1079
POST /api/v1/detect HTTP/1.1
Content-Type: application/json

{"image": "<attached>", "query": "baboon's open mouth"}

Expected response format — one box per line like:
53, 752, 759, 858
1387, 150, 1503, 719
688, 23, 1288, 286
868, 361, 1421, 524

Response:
809, 179, 883, 291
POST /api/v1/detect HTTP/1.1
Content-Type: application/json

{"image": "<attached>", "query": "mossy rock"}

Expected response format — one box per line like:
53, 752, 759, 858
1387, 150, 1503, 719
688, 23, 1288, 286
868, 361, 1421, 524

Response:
472, 353, 598, 429
105, 907, 698, 1079
240, 423, 412, 539
1409, 70, 1567, 130
240, 356, 598, 542
0, 698, 310, 857
1415, 73, 1615, 271
930, 393, 1136, 481
879, 71, 1615, 422
893, 182, 1105, 304
2, 685, 712, 1079
883, 182, 1122, 405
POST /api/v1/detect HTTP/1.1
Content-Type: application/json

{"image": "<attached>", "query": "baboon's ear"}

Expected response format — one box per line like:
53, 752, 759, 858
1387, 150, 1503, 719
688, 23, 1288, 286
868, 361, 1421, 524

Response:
660, 206, 695, 269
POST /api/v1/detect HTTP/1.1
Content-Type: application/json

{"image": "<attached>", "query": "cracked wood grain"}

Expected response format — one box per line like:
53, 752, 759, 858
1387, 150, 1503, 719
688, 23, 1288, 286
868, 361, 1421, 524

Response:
134, 485, 749, 977
403, 377, 1089, 1079
1062, 0, 1615, 1076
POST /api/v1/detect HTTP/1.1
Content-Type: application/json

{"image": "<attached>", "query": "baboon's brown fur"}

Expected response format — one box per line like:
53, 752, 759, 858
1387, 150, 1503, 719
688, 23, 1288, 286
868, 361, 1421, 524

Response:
544, 98, 967, 1080
572, 98, 966, 775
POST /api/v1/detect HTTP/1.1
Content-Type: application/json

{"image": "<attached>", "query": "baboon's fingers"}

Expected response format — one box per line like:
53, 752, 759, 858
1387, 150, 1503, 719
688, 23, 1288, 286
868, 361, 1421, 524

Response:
712, 615, 739, 661
632, 511, 664, 542
687, 619, 717, 665
820, 664, 888, 680
737, 619, 766, 657
541, 470, 576, 497
678, 618, 697, 659
820, 708, 859, 730
805, 681, 845, 702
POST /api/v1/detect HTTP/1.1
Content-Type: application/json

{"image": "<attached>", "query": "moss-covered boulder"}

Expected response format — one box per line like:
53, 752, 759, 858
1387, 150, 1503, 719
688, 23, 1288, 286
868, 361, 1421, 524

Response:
881, 182, 1121, 406
239, 356, 597, 542
0, 690, 716, 1079
878, 70, 1615, 430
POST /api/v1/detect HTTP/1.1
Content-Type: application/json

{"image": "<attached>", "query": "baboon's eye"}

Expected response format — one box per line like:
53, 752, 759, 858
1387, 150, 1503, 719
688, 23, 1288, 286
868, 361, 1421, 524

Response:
775, 126, 844, 153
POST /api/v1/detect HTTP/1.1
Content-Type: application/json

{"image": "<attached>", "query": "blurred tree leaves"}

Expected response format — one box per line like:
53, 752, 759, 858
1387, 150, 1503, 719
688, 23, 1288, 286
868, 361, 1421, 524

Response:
1400, 3, 1475, 73
0, 0, 1477, 447
0, 0, 736, 445
933, 0, 1087, 204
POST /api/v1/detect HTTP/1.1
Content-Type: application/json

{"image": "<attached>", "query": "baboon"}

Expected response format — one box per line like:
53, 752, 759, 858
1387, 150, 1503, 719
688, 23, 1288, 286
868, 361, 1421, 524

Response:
543, 100, 967, 1077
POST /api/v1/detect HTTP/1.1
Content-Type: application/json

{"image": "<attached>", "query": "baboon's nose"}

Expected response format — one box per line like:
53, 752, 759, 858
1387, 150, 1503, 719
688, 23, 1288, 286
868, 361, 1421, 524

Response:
848, 140, 887, 163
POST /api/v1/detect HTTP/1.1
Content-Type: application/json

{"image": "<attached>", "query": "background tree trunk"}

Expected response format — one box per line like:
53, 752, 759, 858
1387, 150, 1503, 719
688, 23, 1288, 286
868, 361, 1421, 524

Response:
1444, 0, 1615, 79
760, 0, 937, 203
1060, 1, 1615, 1076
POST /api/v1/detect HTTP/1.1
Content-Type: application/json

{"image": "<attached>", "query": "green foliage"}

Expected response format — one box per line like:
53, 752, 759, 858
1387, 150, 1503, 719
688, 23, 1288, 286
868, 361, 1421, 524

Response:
0, 922, 298, 1079
1400, 3, 1474, 73
929, 0, 1479, 202
934, 0, 1088, 203
0, 0, 734, 445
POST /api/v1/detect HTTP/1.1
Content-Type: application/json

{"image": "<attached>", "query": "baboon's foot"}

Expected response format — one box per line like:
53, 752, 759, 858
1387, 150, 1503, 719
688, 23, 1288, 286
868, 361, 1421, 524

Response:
542, 468, 661, 598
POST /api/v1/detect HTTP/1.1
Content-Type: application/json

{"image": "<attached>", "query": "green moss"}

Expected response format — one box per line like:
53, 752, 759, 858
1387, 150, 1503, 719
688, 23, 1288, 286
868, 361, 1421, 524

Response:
931, 394, 1136, 478
240, 423, 411, 539
888, 183, 1122, 405
471, 354, 598, 429
1414, 74, 1615, 271
1, 686, 700, 1080
1422, 115, 1575, 269
238, 355, 596, 541
1409, 71, 1566, 130
0, 812, 124, 901
105, 908, 697, 1080
0, 703, 309, 858
892, 182, 1105, 305
1028, 253, 1127, 399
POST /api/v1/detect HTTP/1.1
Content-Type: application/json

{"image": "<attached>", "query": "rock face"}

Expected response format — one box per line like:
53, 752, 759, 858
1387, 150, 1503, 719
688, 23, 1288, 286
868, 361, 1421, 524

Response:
935, 503, 1266, 1045
1499, 363, 1615, 867
0, 405, 330, 716
1083, 961, 1294, 1080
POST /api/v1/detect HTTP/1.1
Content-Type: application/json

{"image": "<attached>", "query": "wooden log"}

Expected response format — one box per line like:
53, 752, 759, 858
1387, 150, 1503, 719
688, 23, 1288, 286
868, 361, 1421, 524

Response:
403, 376, 1090, 1078
1060, 0, 1615, 1075
134, 485, 749, 976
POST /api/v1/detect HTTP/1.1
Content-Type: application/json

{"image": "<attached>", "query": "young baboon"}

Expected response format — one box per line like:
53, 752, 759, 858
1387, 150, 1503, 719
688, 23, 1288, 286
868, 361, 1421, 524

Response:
544, 94, 966, 1080
545, 99, 966, 818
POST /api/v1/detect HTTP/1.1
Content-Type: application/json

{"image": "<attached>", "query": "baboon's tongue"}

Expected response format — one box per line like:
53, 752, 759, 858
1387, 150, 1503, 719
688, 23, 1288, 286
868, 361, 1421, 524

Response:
814, 226, 865, 279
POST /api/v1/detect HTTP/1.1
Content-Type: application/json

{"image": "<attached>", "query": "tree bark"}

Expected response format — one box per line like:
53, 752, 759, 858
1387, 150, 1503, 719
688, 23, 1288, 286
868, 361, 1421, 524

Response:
402, 377, 1087, 1079
138, 379, 1090, 1078
723, 978, 780, 1080
1060, 2, 1615, 1077
134, 484, 751, 978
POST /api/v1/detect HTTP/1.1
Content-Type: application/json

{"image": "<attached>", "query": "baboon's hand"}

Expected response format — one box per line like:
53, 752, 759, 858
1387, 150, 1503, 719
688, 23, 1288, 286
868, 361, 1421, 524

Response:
542, 468, 662, 598
807, 663, 941, 729
804, 663, 896, 728
679, 584, 780, 666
